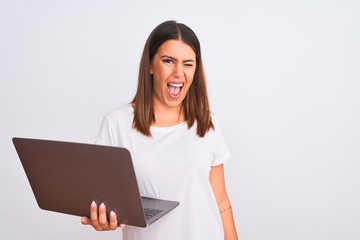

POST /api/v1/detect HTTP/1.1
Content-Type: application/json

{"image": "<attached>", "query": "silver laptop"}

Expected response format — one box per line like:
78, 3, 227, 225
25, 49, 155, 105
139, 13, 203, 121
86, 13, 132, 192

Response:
12, 137, 179, 227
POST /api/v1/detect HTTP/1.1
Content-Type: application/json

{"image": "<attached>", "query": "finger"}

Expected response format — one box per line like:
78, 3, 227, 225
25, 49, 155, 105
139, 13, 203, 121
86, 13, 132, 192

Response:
98, 203, 109, 229
90, 201, 102, 230
81, 216, 90, 225
119, 223, 126, 229
109, 211, 118, 230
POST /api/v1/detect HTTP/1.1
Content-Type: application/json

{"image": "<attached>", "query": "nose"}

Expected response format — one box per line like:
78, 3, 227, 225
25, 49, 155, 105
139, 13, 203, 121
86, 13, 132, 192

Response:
173, 64, 184, 78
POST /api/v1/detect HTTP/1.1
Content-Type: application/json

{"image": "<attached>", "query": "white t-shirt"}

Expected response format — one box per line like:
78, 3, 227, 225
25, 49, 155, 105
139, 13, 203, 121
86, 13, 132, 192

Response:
96, 104, 230, 240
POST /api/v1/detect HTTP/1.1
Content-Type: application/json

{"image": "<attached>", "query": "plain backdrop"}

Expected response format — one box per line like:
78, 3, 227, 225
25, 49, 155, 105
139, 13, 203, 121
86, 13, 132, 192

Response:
1, 0, 359, 239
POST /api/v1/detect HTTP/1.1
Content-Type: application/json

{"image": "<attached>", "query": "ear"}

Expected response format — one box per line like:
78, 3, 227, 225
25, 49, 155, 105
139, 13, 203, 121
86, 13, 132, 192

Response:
149, 62, 153, 75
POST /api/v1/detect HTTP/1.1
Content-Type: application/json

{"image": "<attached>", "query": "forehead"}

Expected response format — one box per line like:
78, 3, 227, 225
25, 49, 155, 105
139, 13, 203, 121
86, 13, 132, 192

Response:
156, 40, 196, 59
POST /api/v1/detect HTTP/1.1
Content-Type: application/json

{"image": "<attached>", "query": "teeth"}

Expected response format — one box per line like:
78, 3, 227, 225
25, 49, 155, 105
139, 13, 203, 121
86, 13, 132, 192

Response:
168, 83, 184, 88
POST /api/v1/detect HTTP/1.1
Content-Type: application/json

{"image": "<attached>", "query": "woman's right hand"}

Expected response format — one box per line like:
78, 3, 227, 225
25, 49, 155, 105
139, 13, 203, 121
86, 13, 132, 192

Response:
81, 201, 126, 231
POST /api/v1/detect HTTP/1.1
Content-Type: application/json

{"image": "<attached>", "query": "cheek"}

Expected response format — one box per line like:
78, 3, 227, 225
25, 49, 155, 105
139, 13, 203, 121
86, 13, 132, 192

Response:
185, 71, 195, 85
153, 77, 162, 91
153, 68, 170, 83
152, 74, 167, 94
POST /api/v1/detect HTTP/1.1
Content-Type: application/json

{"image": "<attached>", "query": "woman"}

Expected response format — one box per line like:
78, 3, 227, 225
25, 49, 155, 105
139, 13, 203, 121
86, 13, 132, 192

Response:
81, 20, 238, 240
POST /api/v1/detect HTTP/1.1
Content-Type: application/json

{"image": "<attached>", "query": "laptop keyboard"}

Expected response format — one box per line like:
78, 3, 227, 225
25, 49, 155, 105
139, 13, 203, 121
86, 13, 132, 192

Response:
144, 208, 162, 220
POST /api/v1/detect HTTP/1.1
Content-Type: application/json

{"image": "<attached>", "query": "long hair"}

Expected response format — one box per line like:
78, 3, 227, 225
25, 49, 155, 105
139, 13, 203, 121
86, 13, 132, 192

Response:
131, 20, 214, 137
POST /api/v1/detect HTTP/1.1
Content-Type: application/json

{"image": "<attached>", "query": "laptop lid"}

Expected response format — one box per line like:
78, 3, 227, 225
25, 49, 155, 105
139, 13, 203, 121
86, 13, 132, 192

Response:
12, 137, 179, 227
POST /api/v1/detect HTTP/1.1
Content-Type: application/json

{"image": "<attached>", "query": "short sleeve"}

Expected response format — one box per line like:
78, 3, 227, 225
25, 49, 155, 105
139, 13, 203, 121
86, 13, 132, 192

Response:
95, 116, 118, 146
211, 115, 231, 166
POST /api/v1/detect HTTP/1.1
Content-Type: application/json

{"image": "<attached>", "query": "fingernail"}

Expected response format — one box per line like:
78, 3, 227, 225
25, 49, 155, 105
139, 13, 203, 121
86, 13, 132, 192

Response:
110, 211, 115, 217
100, 202, 105, 208
91, 201, 96, 207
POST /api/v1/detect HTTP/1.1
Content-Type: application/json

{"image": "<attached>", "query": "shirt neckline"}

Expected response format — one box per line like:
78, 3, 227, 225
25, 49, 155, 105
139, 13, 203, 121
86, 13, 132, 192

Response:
150, 121, 187, 132
127, 104, 188, 132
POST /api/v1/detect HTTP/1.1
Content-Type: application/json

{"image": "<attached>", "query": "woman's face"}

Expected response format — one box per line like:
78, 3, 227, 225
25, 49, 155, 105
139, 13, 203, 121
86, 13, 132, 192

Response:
150, 39, 196, 111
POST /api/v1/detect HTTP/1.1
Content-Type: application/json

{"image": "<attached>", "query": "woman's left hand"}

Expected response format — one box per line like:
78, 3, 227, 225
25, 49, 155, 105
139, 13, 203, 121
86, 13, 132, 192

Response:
81, 201, 126, 230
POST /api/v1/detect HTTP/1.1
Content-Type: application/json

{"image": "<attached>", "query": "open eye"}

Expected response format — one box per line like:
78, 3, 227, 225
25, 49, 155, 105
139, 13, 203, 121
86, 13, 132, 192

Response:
163, 59, 174, 64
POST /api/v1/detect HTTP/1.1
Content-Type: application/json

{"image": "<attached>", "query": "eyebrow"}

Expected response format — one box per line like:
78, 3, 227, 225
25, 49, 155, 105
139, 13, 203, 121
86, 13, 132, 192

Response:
160, 55, 195, 63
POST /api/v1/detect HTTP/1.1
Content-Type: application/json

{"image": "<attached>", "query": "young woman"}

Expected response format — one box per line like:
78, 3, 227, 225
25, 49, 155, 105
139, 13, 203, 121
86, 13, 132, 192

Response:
81, 20, 238, 240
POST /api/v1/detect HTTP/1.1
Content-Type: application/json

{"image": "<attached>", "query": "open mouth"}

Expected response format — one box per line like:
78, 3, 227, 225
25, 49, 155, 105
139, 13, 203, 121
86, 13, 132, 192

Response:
167, 83, 184, 97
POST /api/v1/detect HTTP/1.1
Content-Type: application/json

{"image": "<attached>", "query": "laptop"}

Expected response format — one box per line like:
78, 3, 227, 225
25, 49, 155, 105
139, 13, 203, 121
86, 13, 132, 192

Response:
12, 137, 179, 227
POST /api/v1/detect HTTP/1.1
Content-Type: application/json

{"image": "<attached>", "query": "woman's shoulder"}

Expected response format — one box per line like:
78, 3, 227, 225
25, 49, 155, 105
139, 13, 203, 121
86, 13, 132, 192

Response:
210, 112, 222, 128
103, 104, 134, 123
207, 112, 227, 138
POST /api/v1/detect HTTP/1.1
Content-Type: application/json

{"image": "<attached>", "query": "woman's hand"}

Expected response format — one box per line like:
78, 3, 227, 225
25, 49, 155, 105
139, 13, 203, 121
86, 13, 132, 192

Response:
81, 201, 126, 230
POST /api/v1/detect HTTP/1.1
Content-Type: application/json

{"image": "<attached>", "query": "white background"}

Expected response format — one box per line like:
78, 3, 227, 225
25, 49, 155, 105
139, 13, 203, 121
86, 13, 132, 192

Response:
1, 0, 359, 239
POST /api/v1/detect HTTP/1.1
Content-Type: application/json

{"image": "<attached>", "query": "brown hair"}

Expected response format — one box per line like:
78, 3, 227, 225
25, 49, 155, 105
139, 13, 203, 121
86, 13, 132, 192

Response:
131, 20, 214, 137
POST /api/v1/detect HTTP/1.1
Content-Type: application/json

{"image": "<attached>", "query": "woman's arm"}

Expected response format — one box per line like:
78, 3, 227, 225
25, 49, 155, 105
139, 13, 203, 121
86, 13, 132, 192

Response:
210, 164, 238, 240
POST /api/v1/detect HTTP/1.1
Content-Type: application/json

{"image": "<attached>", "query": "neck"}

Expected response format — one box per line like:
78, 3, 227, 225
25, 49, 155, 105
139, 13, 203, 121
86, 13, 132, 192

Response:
152, 102, 184, 127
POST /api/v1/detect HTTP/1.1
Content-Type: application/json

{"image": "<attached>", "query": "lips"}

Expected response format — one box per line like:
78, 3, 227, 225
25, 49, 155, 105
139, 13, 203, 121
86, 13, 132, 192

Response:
167, 82, 184, 98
